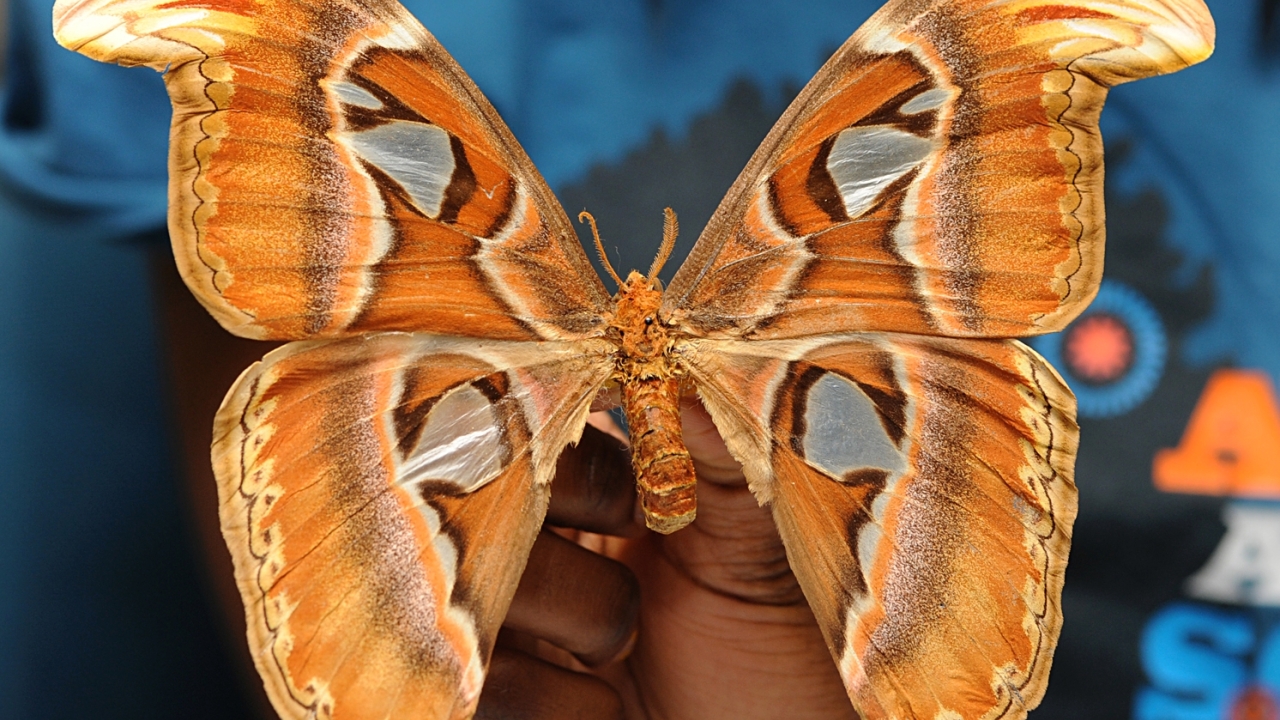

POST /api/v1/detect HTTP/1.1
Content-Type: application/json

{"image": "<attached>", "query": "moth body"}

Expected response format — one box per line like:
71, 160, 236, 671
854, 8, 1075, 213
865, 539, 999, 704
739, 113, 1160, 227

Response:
609, 267, 697, 533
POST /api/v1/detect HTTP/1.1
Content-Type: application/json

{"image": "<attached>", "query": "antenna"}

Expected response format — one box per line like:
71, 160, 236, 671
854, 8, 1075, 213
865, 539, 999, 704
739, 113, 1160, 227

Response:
579, 211, 624, 288
648, 207, 678, 281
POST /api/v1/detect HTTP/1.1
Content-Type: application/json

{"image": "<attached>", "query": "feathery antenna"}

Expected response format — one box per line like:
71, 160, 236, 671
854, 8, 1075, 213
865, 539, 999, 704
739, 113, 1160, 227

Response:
579, 210, 624, 288
648, 207, 679, 281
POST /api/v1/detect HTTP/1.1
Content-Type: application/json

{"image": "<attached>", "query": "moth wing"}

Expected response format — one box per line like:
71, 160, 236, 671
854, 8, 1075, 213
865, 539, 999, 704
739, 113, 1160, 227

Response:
683, 335, 1078, 720
215, 333, 612, 720
53, 0, 610, 341
662, 0, 1214, 340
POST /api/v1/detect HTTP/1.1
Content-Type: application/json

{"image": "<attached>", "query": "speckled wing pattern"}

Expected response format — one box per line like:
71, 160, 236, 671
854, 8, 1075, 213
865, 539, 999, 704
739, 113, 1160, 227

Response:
53, 1, 616, 719
214, 334, 611, 720
53, 0, 611, 342
668, 1, 1213, 718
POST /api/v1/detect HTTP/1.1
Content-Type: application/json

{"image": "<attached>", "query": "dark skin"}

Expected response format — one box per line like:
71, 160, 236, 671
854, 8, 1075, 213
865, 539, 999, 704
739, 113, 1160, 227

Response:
152, 251, 857, 720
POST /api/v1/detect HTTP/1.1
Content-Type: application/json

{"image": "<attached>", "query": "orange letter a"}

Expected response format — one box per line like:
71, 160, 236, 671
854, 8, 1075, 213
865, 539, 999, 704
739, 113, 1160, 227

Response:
1153, 369, 1280, 498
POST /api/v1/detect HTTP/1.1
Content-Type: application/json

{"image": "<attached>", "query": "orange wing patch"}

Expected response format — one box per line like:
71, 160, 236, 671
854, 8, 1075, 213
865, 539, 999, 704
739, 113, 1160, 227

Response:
54, 0, 611, 342
685, 334, 1078, 719
214, 334, 611, 720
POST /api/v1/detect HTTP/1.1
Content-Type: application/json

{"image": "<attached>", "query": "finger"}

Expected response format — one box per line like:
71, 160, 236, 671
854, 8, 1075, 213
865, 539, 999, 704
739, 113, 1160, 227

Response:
548, 423, 640, 536
476, 647, 624, 720
505, 530, 640, 666
680, 395, 745, 486
668, 395, 801, 604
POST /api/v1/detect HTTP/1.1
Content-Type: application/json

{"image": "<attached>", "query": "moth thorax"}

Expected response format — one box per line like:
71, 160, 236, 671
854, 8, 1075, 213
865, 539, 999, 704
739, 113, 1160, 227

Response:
611, 271, 669, 360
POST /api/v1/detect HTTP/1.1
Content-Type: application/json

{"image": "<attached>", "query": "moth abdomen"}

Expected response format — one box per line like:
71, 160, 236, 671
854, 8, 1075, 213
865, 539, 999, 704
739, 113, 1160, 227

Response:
621, 372, 697, 534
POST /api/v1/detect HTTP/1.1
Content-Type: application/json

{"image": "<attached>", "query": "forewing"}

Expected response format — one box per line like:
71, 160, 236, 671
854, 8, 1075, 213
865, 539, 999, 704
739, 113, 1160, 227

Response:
683, 335, 1078, 719
214, 333, 612, 720
663, 0, 1213, 339
53, 0, 611, 341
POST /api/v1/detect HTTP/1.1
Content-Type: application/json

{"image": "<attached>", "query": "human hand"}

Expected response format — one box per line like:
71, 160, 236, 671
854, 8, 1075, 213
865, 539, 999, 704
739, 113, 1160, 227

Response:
475, 414, 641, 720
478, 399, 857, 720
157, 251, 848, 719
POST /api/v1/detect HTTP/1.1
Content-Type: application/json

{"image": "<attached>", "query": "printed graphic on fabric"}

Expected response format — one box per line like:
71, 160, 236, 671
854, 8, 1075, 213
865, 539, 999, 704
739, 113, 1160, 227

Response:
559, 78, 797, 284
1032, 280, 1167, 418
1155, 372, 1280, 504
1031, 138, 1223, 720
1136, 370, 1280, 720
1066, 314, 1134, 384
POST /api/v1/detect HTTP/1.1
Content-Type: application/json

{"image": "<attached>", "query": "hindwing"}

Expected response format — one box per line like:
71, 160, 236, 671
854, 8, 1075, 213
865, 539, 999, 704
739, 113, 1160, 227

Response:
214, 333, 612, 720
683, 335, 1078, 719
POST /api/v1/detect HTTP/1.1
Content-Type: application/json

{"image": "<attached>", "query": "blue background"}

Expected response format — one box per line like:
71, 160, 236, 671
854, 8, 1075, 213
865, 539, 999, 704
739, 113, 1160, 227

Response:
0, 0, 1275, 717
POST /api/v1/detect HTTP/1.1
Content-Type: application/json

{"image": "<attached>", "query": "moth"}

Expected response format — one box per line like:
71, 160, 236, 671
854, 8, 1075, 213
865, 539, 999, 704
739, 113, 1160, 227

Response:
54, 0, 1214, 717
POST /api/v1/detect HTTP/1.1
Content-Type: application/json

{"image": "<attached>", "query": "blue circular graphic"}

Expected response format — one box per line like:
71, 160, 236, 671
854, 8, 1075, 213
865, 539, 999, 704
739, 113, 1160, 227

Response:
1030, 280, 1167, 418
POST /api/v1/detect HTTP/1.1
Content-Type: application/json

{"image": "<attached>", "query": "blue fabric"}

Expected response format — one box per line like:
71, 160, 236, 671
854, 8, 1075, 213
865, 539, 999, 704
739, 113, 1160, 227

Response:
0, 0, 170, 232
433, 0, 874, 187
1098, 7, 1280, 380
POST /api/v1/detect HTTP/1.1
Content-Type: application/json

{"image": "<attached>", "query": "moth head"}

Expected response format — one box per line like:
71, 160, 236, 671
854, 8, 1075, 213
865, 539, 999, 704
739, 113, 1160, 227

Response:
607, 269, 670, 358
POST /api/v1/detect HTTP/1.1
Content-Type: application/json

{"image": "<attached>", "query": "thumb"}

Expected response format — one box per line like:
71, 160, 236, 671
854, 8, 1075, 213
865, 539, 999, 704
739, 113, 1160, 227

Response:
616, 397, 854, 720
661, 395, 803, 605
678, 395, 747, 486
